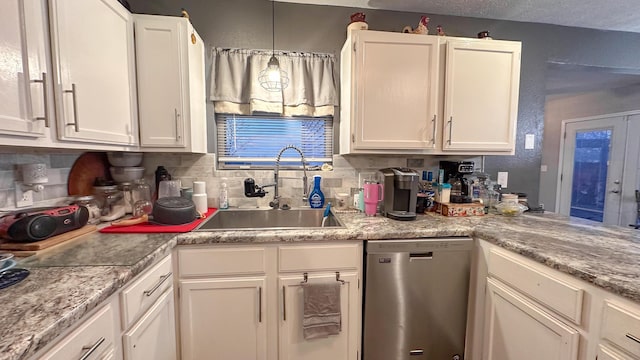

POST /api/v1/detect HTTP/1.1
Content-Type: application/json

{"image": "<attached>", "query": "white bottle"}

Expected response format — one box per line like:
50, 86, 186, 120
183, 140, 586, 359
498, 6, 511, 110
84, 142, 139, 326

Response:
219, 182, 229, 209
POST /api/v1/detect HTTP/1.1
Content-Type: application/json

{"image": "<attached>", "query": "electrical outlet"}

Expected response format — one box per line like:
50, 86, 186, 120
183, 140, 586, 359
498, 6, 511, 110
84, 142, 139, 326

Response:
15, 182, 34, 208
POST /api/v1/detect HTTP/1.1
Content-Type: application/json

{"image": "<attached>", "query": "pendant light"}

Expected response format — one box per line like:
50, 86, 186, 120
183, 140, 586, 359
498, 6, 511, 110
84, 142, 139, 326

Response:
259, 0, 289, 92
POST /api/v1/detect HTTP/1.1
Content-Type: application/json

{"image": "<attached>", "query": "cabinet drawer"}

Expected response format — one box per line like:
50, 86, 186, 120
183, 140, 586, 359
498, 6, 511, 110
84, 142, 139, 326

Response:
601, 301, 640, 357
598, 344, 635, 360
279, 243, 360, 272
179, 247, 266, 277
121, 255, 173, 329
488, 249, 584, 324
40, 302, 116, 360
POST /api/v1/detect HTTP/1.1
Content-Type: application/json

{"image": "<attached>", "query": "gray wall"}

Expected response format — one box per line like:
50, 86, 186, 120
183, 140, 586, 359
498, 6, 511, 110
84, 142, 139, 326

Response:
129, 0, 640, 206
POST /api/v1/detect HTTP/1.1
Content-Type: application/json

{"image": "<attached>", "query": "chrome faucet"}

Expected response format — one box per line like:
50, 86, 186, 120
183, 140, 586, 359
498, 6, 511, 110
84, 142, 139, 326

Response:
269, 145, 309, 209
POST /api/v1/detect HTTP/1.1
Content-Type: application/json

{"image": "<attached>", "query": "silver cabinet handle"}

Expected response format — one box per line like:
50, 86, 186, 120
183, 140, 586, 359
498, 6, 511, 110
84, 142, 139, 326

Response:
626, 333, 640, 344
143, 272, 172, 297
282, 285, 286, 321
79, 337, 105, 360
31, 72, 49, 127
447, 116, 453, 145
174, 108, 181, 141
64, 83, 79, 132
258, 286, 262, 323
409, 349, 424, 356
431, 114, 436, 144
611, 189, 620, 194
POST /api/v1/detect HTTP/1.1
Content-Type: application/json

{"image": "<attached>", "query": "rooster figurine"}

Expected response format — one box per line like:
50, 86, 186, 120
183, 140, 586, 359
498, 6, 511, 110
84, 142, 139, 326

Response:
403, 16, 429, 35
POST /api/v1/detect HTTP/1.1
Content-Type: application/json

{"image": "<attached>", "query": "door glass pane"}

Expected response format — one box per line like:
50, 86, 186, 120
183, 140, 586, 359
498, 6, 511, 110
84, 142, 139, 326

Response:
570, 129, 611, 222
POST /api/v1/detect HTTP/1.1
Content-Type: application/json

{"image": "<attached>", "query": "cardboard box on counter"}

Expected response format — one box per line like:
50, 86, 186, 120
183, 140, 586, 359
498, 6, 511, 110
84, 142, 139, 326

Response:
437, 202, 485, 217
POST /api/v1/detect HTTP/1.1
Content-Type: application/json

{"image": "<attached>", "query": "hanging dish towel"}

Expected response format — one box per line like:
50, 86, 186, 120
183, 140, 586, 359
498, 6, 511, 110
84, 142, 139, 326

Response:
302, 282, 342, 340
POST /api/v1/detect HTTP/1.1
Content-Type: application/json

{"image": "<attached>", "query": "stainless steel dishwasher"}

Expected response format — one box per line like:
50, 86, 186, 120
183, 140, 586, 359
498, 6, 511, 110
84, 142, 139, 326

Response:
363, 238, 473, 360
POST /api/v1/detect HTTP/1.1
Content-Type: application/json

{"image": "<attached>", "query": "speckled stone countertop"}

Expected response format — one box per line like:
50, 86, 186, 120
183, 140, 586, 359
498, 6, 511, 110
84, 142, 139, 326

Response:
0, 232, 177, 360
2, 211, 640, 360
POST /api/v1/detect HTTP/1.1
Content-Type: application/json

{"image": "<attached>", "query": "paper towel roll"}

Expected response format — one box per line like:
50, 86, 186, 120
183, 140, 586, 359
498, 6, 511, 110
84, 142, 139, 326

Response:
192, 193, 208, 213
193, 181, 206, 195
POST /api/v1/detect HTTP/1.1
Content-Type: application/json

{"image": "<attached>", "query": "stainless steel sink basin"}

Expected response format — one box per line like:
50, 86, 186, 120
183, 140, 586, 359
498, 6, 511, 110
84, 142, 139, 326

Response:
194, 208, 345, 231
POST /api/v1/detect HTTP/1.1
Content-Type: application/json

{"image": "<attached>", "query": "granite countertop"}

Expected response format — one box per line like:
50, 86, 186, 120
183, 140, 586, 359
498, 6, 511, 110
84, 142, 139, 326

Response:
1, 211, 640, 360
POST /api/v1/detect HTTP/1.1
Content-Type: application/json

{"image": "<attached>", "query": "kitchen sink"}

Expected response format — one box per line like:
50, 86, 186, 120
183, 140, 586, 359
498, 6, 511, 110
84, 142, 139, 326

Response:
194, 208, 345, 231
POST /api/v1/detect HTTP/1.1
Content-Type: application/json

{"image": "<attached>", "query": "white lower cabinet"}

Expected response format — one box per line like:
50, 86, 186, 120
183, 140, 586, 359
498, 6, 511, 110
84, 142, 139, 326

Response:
279, 272, 359, 360
39, 298, 120, 360
472, 240, 640, 360
119, 254, 176, 360
177, 243, 362, 360
483, 278, 580, 360
122, 288, 177, 360
179, 277, 268, 360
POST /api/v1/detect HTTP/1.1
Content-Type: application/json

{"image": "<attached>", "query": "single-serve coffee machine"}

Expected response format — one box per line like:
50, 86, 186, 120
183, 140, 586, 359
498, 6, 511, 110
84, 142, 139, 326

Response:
378, 168, 419, 221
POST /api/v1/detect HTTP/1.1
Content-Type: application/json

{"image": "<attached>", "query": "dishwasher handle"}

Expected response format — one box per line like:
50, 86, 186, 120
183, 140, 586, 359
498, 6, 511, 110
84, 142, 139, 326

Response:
409, 252, 433, 261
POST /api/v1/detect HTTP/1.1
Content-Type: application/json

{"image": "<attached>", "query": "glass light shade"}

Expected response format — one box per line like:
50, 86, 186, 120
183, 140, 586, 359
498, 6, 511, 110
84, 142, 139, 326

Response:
259, 56, 289, 92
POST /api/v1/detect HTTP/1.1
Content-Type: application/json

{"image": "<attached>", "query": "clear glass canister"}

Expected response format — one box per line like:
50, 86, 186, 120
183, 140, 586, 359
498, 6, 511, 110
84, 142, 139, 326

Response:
118, 182, 134, 214
132, 178, 151, 203
73, 195, 102, 224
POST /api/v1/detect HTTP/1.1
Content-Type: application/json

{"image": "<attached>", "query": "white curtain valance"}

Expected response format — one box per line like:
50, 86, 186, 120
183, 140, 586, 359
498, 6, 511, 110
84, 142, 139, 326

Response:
210, 47, 337, 116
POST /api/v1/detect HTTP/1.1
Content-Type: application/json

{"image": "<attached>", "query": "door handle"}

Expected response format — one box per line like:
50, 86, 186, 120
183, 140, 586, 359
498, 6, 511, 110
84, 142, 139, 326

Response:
282, 285, 287, 321
431, 114, 436, 144
31, 72, 49, 127
64, 83, 79, 132
611, 189, 620, 194
79, 337, 105, 360
174, 108, 181, 141
258, 286, 262, 323
447, 116, 453, 145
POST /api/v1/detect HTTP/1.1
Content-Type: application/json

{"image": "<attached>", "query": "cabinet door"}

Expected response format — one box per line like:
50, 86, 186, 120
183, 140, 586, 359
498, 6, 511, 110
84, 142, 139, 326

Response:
352, 31, 439, 150
279, 272, 359, 360
134, 16, 185, 148
483, 278, 579, 360
0, 0, 49, 137
180, 277, 267, 360
443, 38, 520, 152
123, 288, 177, 360
49, 0, 137, 145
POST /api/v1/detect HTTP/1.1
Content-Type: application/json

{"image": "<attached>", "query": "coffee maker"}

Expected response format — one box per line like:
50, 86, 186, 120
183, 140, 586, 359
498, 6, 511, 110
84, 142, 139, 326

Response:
378, 168, 419, 221
440, 161, 475, 203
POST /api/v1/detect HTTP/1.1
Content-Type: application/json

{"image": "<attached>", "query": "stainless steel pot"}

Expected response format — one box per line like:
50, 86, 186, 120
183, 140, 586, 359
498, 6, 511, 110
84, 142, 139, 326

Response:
152, 197, 198, 225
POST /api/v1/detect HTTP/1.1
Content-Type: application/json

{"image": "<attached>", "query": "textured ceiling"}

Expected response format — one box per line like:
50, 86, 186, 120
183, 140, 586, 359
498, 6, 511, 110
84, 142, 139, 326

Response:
275, 0, 640, 33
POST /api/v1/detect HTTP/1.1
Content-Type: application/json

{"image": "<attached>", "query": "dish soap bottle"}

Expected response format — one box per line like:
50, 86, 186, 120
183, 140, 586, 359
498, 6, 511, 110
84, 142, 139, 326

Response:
219, 181, 229, 209
309, 175, 325, 209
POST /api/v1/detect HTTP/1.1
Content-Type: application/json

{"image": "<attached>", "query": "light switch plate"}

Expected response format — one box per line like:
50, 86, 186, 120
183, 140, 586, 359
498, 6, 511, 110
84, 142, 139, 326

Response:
525, 134, 535, 149
497, 172, 508, 188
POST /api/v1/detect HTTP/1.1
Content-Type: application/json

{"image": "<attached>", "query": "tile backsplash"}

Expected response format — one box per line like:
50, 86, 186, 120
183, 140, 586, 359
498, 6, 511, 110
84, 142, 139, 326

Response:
0, 149, 80, 210
142, 153, 481, 209
0, 149, 481, 211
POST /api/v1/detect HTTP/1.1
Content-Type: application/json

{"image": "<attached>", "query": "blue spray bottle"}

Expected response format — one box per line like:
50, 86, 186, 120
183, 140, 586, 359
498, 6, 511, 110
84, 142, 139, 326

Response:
309, 175, 325, 209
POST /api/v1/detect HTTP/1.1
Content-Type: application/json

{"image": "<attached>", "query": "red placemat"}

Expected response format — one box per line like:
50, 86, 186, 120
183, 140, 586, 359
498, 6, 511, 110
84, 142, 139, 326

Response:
99, 208, 217, 233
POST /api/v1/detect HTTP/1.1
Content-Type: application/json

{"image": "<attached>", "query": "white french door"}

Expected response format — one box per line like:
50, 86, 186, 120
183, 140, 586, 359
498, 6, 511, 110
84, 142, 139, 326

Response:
558, 114, 638, 225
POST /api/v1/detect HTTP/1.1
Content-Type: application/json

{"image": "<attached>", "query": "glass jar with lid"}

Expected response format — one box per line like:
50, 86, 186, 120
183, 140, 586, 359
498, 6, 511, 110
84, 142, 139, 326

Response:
73, 195, 102, 224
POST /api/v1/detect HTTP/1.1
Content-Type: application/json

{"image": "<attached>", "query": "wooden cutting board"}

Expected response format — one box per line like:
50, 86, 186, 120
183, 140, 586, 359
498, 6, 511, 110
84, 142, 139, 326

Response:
0, 225, 97, 253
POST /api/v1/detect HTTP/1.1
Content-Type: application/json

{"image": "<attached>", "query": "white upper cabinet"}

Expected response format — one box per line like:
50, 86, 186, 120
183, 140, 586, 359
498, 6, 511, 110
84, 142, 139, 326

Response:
49, 0, 138, 145
0, 0, 51, 138
340, 30, 521, 155
134, 14, 207, 153
340, 30, 439, 152
443, 38, 521, 152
